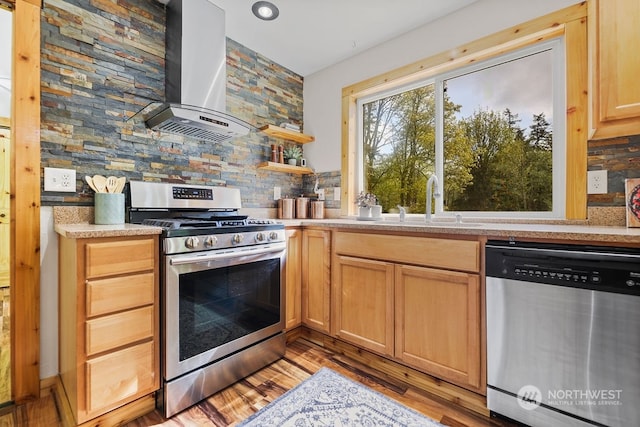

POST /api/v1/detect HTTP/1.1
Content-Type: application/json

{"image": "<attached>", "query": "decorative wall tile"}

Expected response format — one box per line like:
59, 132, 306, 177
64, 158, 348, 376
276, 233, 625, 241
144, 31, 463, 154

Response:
40, 0, 306, 209
587, 134, 640, 207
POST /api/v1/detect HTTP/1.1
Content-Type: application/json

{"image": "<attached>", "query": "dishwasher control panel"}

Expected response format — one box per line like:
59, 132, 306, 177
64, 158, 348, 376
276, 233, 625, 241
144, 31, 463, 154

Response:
512, 264, 600, 285
486, 240, 640, 295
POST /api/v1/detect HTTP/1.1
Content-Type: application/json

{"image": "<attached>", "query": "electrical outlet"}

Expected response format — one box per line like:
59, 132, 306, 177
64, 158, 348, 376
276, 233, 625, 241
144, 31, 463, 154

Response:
587, 170, 608, 194
334, 187, 341, 201
273, 186, 281, 200
317, 188, 325, 201
44, 167, 76, 192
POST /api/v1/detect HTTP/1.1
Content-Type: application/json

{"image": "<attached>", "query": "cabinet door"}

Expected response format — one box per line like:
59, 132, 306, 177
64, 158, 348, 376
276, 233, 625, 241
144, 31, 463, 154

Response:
285, 228, 302, 329
395, 264, 481, 389
0, 132, 8, 287
590, 0, 640, 138
301, 229, 331, 333
332, 255, 394, 356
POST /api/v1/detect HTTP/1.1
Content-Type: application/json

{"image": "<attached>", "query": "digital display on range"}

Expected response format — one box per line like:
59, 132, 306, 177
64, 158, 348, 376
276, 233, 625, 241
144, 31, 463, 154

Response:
172, 186, 213, 200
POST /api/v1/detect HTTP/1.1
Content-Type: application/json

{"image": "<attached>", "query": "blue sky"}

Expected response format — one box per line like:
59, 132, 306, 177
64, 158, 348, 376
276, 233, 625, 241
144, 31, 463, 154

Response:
445, 49, 553, 134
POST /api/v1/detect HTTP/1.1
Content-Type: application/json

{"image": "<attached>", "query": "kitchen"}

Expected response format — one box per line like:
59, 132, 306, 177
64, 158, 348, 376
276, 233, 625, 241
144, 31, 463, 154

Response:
3, 0, 640, 426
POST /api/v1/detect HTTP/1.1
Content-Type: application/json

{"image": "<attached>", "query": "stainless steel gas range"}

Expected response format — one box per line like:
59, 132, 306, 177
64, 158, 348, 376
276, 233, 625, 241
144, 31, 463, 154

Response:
127, 181, 286, 418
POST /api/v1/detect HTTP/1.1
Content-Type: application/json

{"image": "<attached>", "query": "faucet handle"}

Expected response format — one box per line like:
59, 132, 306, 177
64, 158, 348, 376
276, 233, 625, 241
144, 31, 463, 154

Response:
455, 213, 463, 224
397, 205, 406, 222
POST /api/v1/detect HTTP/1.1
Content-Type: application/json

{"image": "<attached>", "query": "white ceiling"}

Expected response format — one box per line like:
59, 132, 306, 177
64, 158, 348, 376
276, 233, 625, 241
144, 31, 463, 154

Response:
208, 0, 479, 76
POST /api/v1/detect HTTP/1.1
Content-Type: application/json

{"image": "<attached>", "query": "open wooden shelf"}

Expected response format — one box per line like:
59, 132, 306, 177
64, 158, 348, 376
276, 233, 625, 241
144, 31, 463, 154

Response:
259, 124, 315, 144
257, 161, 314, 175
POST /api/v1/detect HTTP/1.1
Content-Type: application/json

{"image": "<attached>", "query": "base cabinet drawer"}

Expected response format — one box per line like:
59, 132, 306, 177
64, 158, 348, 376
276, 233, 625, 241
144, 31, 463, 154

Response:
85, 238, 155, 278
86, 341, 156, 414
86, 306, 154, 356
86, 272, 155, 317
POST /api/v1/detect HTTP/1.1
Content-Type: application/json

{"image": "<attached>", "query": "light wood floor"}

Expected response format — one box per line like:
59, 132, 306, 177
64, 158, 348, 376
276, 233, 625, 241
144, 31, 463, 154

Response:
0, 338, 517, 426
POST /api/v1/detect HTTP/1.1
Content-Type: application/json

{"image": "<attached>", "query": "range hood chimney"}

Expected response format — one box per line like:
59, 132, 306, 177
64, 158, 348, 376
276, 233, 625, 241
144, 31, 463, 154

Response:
145, 0, 251, 143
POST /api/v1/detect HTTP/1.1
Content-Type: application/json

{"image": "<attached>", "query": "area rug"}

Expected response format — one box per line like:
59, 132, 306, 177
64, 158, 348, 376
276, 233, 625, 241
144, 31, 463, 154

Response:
238, 367, 445, 426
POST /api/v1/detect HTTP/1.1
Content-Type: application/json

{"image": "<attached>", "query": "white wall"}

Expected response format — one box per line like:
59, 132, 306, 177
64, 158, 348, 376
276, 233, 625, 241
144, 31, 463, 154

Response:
303, 0, 581, 173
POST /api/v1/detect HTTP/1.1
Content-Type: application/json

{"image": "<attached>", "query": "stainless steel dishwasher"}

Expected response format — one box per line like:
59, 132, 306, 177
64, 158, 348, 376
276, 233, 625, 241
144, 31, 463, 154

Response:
486, 240, 640, 427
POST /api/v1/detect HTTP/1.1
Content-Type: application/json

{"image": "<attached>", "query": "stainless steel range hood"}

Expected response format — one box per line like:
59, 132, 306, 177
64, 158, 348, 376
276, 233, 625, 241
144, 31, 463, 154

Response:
144, 0, 251, 143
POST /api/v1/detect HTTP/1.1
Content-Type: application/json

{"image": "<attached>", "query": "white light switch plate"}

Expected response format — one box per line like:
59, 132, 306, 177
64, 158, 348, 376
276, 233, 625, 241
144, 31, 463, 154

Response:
587, 170, 607, 194
334, 187, 341, 201
273, 186, 281, 200
44, 167, 76, 192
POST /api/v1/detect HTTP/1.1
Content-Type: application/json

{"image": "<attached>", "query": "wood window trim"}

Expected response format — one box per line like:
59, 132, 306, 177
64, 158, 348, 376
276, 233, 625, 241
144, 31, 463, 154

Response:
340, 3, 588, 219
11, 0, 42, 402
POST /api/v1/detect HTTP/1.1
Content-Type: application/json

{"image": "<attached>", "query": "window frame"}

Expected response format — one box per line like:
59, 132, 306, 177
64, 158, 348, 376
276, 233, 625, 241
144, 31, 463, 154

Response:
355, 38, 566, 219
340, 3, 588, 219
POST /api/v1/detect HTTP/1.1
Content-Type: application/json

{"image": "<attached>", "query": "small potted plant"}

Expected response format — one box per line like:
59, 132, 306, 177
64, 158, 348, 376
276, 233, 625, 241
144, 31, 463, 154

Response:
283, 145, 303, 166
356, 191, 378, 218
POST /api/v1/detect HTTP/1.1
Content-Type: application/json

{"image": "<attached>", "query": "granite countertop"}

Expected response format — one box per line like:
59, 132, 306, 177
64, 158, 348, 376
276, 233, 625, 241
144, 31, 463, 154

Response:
52, 205, 640, 244
277, 218, 640, 244
53, 206, 162, 238
55, 223, 163, 239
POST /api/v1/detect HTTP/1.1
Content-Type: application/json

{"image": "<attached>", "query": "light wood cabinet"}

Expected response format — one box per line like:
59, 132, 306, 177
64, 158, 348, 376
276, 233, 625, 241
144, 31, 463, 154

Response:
301, 229, 331, 333
59, 234, 159, 425
589, 0, 640, 139
332, 231, 482, 392
285, 228, 302, 330
395, 264, 480, 389
332, 255, 395, 356
0, 127, 9, 288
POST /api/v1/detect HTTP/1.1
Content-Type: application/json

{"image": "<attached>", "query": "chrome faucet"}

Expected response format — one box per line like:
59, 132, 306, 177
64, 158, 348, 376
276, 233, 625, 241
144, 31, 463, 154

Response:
397, 205, 406, 222
425, 174, 441, 223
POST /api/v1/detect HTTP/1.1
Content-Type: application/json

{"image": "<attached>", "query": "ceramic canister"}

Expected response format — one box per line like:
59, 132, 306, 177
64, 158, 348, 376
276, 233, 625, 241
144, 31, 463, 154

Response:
94, 193, 125, 224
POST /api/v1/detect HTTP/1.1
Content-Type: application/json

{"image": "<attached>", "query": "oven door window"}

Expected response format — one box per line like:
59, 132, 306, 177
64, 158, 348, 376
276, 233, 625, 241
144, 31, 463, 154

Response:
178, 258, 280, 361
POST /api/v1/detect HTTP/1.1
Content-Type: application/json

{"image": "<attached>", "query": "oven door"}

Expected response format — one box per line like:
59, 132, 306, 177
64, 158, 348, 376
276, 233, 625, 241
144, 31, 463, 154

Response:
164, 242, 286, 380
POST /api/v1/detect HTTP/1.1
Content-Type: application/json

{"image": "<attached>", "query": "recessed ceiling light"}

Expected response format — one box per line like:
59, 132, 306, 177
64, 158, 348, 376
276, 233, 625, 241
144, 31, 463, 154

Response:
252, 1, 279, 21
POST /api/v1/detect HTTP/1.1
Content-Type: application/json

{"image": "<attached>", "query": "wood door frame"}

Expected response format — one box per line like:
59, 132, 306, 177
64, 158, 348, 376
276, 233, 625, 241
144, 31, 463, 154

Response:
11, 0, 41, 402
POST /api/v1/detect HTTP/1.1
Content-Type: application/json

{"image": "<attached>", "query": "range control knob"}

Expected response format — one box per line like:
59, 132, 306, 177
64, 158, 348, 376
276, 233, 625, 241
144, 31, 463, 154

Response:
269, 231, 280, 241
185, 236, 199, 250
255, 232, 266, 242
232, 234, 244, 245
203, 235, 218, 248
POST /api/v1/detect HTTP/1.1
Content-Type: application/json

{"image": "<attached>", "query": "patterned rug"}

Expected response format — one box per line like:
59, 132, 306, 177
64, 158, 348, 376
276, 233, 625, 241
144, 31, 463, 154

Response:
238, 367, 445, 427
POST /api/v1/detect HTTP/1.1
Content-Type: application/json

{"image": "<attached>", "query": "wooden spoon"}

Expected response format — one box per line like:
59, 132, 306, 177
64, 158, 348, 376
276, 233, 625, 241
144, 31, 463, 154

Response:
114, 177, 126, 193
106, 176, 118, 193
92, 175, 107, 193
85, 175, 98, 193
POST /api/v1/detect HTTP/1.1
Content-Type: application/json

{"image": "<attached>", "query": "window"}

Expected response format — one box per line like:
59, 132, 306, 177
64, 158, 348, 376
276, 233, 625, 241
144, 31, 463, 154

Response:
357, 39, 565, 218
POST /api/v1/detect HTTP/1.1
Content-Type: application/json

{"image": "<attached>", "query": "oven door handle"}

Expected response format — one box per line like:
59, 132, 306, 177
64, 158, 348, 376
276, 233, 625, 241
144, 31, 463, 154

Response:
169, 243, 286, 266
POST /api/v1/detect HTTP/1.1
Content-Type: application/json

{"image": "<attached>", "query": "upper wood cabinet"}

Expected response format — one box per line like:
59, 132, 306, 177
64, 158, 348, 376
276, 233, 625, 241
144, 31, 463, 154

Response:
589, 0, 640, 139
301, 229, 331, 333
